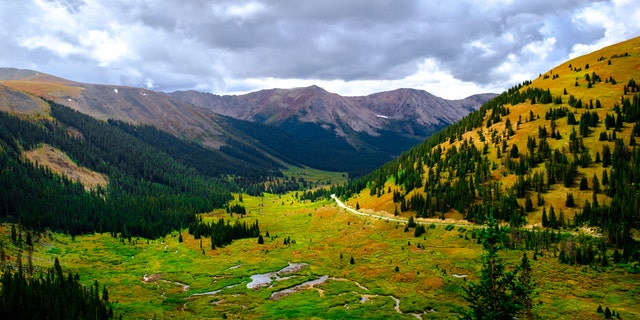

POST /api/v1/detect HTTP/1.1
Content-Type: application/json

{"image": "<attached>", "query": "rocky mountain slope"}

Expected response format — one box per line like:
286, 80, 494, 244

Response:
171, 86, 495, 150
0, 67, 494, 174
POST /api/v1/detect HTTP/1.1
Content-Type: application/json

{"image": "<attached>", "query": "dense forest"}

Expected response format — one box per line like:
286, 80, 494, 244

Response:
226, 117, 394, 176
109, 119, 283, 179
0, 101, 304, 238
0, 258, 113, 319
188, 217, 260, 249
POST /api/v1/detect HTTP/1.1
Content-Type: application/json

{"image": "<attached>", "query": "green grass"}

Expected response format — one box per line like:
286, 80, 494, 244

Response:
1, 191, 639, 319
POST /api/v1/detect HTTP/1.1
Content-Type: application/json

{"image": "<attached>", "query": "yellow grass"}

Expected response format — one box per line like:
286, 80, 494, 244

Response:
22, 143, 108, 191
347, 36, 640, 230
0, 80, 84, 99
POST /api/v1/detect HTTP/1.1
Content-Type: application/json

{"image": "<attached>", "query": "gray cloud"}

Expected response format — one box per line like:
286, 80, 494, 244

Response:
0, 0, 638, 98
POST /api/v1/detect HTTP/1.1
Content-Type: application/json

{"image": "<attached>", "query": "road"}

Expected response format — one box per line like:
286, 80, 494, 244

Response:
330, 194, 479, 228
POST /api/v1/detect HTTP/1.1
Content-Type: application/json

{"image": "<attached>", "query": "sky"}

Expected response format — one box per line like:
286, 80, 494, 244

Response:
1, 0, 639, 99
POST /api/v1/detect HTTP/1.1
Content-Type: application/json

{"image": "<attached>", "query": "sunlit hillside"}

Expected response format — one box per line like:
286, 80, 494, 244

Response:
339, 36, 640, 261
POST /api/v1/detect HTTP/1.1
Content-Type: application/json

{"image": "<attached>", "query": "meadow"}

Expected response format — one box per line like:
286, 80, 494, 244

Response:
2, 189, 639, 319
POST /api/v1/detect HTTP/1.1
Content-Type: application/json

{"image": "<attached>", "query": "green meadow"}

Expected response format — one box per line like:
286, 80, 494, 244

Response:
2, 190, 639, 319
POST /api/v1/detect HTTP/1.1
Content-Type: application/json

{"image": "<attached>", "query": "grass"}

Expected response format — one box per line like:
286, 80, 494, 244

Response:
1, 191, 638, 319
22, 143, 109, 191
2, 36, 639, 319
282, 165, 348, 187
349, 36, 640, 231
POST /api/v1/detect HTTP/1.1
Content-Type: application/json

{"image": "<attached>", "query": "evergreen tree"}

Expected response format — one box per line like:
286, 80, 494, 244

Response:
525, 195, 533, 212
515, 253, 536, 320
462, 215, 529, 319
257, 234, 264, 245
549, 206, 558, 229
408, 216, 417, 228
566, 193, 575, 207
10, 225, 16, 245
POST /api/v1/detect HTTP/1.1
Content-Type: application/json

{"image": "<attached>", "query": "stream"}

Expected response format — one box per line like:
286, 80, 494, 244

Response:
246, 262, 308, 289
167, 262, 437, 317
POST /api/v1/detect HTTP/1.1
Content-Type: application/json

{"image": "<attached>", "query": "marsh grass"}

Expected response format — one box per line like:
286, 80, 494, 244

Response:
0, 190, 638, 319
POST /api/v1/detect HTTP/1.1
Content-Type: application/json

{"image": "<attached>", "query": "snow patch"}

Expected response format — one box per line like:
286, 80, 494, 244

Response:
376, 114, 389, 119
113, 88, 118, 94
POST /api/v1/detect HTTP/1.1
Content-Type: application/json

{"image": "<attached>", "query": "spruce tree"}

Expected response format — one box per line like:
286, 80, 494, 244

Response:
525, 195, 533, 212
462, 215, 526, 319
515, 253, 537, 320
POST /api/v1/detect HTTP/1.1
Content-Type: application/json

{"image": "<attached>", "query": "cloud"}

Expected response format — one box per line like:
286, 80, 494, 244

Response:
0, 0, 638, 99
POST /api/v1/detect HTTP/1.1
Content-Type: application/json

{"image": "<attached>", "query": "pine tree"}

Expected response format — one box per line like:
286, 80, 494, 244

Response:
408, 216, 417, 228
566, 193, 575, 207
462, 215, 526, 319
549, 206, 558, 229
525, 195, 533, 212
515, 253, 536, 320
257, 234, 264, 245
10, 224, 17, 244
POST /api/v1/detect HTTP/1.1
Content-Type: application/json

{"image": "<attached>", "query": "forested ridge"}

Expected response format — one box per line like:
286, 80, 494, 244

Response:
332, 47, 640, 265
0, 100, 304, 239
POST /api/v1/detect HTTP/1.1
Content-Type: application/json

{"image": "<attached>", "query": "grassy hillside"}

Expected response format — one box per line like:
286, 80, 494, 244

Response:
342, 36, 640, 228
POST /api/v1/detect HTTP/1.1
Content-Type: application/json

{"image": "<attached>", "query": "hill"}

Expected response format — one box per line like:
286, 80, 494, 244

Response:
337, 36, 640, 262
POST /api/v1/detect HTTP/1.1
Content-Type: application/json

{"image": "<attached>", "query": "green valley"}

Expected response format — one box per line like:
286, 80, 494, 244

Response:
1, 35, 640, 319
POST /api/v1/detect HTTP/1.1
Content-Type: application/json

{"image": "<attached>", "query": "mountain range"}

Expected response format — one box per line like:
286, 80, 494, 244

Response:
0, 67, 494, 175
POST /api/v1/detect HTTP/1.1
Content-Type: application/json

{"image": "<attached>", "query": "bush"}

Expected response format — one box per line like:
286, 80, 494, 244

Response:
445, 224, 455, 231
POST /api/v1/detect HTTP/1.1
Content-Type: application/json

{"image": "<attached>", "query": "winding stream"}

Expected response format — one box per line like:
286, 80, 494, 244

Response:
166, 261, 437, 317
246, 262, 308, 289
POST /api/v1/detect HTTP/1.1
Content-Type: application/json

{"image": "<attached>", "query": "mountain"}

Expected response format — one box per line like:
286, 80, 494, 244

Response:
337, 35, 640, 260
170, 86, 495, 154
0, 68, 494, 175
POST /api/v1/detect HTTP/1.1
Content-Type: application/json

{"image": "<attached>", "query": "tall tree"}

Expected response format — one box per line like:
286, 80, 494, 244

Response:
462, 215, 528, 319
515, 253, 537, 320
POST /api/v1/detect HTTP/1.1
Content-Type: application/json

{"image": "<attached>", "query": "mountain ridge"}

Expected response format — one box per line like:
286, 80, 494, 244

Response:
170, 86, 495, 141
0, 67, 495, 174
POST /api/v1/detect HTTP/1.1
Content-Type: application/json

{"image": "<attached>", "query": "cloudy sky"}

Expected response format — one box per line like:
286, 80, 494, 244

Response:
1, 0, 639, 99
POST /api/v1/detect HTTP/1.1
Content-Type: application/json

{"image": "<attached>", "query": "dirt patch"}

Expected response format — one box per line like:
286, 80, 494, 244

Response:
143, 273, 162, 282
23, 143, 108, 190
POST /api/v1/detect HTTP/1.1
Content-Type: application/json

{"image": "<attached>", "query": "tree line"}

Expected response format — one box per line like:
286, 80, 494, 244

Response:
0, 258, 113, 319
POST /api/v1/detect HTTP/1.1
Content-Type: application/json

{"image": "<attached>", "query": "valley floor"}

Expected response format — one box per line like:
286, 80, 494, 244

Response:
1, 192, 639, 319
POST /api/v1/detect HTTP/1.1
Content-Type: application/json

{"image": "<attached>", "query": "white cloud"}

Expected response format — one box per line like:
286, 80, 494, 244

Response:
2, 0, 639, 99
19, 35, 82, 57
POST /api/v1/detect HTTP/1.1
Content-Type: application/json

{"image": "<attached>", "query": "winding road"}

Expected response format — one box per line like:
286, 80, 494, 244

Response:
330, 194, 479, 228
